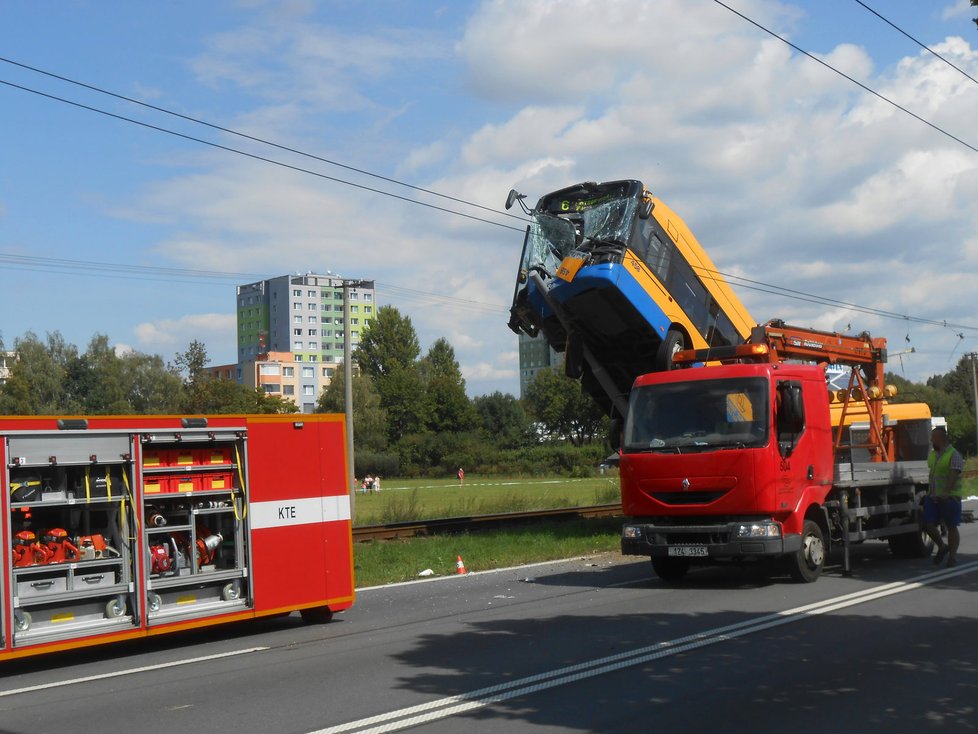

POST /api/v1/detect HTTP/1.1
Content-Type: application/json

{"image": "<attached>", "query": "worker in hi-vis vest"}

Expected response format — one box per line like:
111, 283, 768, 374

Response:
923, 426, 965, 567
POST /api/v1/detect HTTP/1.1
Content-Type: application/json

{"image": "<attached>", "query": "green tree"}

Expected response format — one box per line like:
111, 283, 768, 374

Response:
119, 351, 183, 413
354, 306, 429, 443
317, 370, 388, 452
0, 331, 78, 414
523, 367, 606, 446
355, 306, 421, 379
67, 334, 129, 414
419, 337, 476, 434
473, 391, 531, 448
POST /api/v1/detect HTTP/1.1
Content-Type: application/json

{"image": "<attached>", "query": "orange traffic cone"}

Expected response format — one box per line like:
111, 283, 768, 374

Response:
456, 554, 468, 574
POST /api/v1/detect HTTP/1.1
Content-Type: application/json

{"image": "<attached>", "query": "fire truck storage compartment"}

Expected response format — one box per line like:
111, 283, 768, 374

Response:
140, 427, 250, 624
6, 432, 137, 645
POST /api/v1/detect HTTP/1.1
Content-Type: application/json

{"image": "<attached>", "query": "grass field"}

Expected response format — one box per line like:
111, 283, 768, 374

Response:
351, 474, 622, 526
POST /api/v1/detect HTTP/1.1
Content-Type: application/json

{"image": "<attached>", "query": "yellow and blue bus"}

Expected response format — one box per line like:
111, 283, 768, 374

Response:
508, 179, 754, 415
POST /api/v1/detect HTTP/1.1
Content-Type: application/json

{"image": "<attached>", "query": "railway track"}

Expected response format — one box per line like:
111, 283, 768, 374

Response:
354, 469, 978, 542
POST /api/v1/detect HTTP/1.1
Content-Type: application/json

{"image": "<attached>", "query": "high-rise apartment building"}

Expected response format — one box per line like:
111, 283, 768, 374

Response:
235, 273, 376, 411
517, 332, 563, 398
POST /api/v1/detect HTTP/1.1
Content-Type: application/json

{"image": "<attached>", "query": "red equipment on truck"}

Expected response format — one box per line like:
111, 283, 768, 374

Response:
619, 320, 935, 582
0, 413, 353, 660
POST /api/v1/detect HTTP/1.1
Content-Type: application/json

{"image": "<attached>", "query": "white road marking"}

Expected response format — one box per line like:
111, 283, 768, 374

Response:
0, 646, 269, 698
312, 562, 978, 734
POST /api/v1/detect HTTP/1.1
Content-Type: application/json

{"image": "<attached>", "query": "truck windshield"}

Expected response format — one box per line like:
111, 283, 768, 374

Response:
623, 378, 769, 453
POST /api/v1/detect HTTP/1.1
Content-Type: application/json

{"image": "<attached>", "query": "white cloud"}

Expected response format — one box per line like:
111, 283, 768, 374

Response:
134, 313, 237, 364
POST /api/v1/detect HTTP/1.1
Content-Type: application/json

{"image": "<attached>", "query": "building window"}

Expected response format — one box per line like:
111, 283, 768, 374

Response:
294, 341, 303, 349
350, 318, 359, 325
309, 355, 317, 362
324, 367, 334, 378
295, 355, 303, 362
308, 329, 317, 336
294, 328, 302, 336
322, 329, 331, 337
293, 302, 301, 310
307, 290, 316, 298
350, 305, 359, 312
302, 367, 314, 378
293, 315, 302, 324
259, 364, 281, 376
263, 384, 281, 393
283, 367, 294, 377
309, 341, 318, 350
283, 384, 295, 396
303, 385, 315, 396
364, 294, 372, 301
293, 289, 301, 297
322, 304, 331, 311
333, 292, 342, 300
365, 306, 372, 314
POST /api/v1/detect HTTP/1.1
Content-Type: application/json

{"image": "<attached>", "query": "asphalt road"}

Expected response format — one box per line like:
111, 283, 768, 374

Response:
2, 519, 977, 734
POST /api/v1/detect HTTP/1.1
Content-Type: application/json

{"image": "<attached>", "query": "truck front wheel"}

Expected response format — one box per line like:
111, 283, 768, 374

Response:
651, 556, 690, 582
787, 520, 825, 583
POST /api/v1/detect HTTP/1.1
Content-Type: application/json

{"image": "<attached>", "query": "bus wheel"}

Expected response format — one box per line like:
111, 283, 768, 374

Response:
300, 607, 334, 624
651, 556, 690, 582
656, 330, 684, 371
788, 520, 825, 583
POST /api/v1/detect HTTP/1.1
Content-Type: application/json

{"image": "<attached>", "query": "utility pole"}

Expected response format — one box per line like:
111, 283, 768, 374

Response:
970, 352, 978, 455
342, 278, 368, 515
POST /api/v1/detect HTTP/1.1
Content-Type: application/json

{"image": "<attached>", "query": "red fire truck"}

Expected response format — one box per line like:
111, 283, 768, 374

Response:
619, 321, 935, 582
1, 413, 353, 660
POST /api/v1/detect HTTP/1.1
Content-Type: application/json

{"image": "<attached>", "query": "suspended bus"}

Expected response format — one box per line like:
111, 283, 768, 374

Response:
507, 179, 755, 416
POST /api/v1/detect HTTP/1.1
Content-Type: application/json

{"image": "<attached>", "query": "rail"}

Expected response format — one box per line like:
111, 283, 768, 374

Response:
353, 503, 623, 543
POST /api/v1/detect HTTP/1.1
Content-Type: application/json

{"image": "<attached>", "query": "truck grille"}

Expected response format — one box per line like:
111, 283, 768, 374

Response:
650, 491, 726, 505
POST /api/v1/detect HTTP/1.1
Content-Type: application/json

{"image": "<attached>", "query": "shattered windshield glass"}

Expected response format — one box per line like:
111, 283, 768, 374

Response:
623, 378, 769, 453
519, 196, 637, 276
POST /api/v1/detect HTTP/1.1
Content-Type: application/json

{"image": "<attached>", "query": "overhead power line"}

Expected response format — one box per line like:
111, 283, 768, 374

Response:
0, 56, 527, 225
711, 0, 978, 156
853, 0, 978, 88
0, 77, 525, 235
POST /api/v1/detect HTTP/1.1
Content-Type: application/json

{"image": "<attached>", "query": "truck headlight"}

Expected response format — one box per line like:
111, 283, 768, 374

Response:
622, 526, 642, 540
735, 521, 781, 538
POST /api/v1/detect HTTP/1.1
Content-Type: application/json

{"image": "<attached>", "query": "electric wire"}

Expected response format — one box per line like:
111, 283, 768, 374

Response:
0, 55, 528, 225
711, 0, 978, 156
0, 78, 525, 235
852, 0, 978, 88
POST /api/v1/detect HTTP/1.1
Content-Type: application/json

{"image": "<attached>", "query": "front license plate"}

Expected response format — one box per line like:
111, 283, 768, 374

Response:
668, 546, 708, 557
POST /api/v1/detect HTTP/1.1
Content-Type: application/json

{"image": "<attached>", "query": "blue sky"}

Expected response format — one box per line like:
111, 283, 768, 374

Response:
1, 0, 977, 397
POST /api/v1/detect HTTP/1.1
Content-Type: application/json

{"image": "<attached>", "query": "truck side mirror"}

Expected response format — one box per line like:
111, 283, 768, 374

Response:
608, 416, 623, 452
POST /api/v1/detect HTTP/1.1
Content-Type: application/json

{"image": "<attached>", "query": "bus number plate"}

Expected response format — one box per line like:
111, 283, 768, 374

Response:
668, 546, 708, 557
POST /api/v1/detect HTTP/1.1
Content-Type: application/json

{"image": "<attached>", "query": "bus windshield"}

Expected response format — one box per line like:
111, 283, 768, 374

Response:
521, 190, 639, 273
623, 378, 769, 453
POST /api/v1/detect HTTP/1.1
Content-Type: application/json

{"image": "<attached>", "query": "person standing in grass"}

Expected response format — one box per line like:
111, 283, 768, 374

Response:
457, 467, 465, 486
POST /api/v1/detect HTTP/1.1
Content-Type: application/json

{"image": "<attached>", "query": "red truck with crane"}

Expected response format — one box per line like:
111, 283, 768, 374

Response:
618, 320, 934, 581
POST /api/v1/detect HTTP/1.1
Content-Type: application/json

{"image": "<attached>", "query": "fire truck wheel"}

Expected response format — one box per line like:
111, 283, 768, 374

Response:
651, 556, 690, 582
656, 330, 684, 371
14, 610, 31, 632
105, 596, 127, 618
788, 520, 825, 583
299, 606, 334, 624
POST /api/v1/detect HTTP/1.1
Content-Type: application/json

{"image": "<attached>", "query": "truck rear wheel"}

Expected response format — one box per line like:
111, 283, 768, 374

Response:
299, 606, 334, 624
787, 520, 825, 583
651, 556, 690, 582
888, 525, 933, 558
